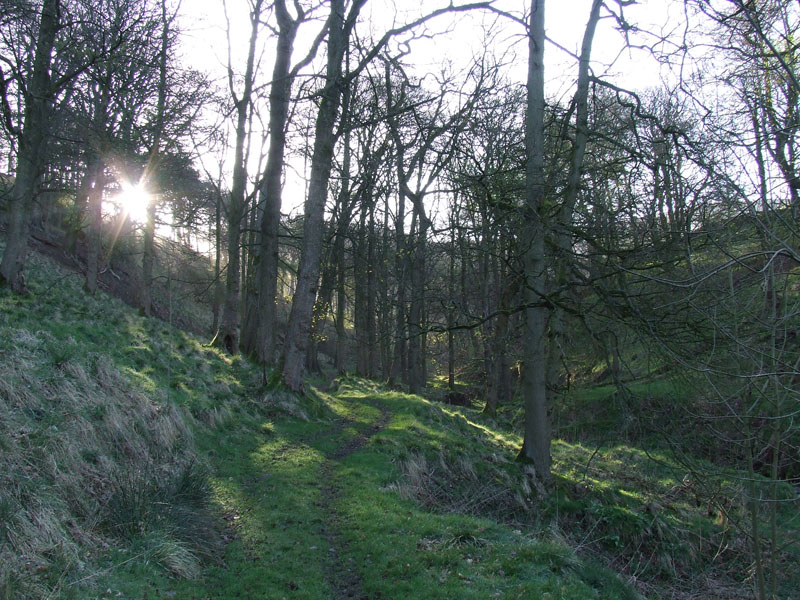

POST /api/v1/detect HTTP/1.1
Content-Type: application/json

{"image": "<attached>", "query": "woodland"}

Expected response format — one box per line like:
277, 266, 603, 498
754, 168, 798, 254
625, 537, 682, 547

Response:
1, 0, 799, 599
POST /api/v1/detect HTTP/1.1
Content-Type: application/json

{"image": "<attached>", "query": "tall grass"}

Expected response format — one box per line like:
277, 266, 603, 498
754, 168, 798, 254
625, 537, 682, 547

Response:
0, 244, 236, 599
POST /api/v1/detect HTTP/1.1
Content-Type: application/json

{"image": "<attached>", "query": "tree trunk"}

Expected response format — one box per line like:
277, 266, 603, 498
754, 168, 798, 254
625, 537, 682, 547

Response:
140, 0, 172, 317
85, 158, 106, 296
308, 186, 356, 371
0, 0, 60, 292
212, 192, 222, 334
546, 0, 602, 394
335, 95, 352, 373
480, 208, 493, 397
335, 231, 347, 373
354, 206, 369, 376
239, 2, 298, 363
216, 0, 263, 355
307, 247, 336, 372
83, 74, 113, 296
447, 223, 456, 390
485, 251, 516, 415
282, 0, 365, 392
390, 191, 408, 386
378, 197, 392, 378
366, 207, 378, 378
518, 0, 552, 487
141, 198, 156, 315
407, 201, 430, 394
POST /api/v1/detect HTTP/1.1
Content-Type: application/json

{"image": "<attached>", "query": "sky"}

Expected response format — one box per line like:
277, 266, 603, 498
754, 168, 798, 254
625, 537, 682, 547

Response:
173, 0, 683, 216
177, 0, 679, 89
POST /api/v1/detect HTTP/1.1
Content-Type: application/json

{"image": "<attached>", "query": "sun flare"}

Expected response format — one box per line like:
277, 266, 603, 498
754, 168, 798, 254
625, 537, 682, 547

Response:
117, 182, 150, 224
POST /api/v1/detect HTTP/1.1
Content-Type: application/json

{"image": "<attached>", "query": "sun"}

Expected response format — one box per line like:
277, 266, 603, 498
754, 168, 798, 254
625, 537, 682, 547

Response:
117, 181, 151, 224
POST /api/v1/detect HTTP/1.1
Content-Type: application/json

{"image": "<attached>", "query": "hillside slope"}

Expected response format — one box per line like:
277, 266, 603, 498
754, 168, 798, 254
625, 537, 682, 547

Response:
2, 243, 797, 600
0, 243, 639, 599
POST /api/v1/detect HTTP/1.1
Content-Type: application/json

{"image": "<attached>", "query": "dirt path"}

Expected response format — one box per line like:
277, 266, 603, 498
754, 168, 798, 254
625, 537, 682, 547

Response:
319, 401, 391, 600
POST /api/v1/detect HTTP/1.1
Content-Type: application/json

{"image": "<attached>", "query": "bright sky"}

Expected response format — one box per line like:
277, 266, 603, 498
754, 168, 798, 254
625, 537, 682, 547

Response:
178, 1, 677, 87
175, 0, 682, 215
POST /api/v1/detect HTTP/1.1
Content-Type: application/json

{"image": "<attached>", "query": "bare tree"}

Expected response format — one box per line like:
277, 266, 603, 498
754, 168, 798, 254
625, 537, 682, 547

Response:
517, 0, 550, 483
0, 0, 60, 292
282, 0, 367, 392
140, 0, 176, 315
213, 0, 265, 354
240, 0, 325, 364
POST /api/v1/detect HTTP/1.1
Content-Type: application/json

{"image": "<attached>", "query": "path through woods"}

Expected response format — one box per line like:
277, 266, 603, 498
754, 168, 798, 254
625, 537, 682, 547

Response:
154, 383, 397, 599
319, 398, 392, 599
111, 380, 648, 599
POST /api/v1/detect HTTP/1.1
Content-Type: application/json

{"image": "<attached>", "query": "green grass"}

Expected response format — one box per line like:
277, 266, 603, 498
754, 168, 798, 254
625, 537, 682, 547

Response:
3, 242, 798, 600
0, 243, 261, 599
96, 378, 637, 600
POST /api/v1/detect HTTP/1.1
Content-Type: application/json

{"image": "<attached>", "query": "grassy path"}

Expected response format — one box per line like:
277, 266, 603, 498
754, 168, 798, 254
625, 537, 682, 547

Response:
104, 381, 397, 599
101, 378, 642, 599
319, 398, 392, 599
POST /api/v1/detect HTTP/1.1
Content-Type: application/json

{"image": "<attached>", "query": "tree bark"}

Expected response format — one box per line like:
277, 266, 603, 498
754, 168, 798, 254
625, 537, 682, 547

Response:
0, 0, 60, 292
518, 0, 552, 486
239, 2, 299, 362
282, 0, 366, 392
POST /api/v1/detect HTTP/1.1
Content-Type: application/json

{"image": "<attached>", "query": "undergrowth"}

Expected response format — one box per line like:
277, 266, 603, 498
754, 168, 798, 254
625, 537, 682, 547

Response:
374, 380, 799, 600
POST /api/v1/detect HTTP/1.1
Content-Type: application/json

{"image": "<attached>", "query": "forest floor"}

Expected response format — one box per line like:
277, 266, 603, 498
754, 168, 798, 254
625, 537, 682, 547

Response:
97, 378, 642, 600
2, 239, 798, 600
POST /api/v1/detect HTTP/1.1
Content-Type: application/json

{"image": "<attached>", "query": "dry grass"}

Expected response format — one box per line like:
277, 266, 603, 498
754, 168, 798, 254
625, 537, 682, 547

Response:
0, 333, 200, 599
388, 451, 539, 525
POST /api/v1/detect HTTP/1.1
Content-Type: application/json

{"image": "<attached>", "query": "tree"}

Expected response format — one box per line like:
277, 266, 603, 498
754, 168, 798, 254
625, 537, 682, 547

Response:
631, 3, 800, 595
70, 0, 168, 296
214, 0, 265, 354
279, 0, 494, 392
240, 0, 325, 364
0, 0, 60, 292
517, 0, 550, 484
383, 57, 484, 393
140, 0, 176, 315
446, 79, 525, 414
282, 0, 367, 392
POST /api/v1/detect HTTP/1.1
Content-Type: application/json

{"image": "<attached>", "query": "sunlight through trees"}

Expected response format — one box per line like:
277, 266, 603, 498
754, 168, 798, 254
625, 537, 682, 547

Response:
1, 1, 799, 597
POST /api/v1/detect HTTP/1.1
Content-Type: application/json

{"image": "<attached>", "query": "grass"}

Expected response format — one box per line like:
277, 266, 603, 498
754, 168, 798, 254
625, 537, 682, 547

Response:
3, 240, 798, 599
0, 242, 260, 599
94, 377, 639, 600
